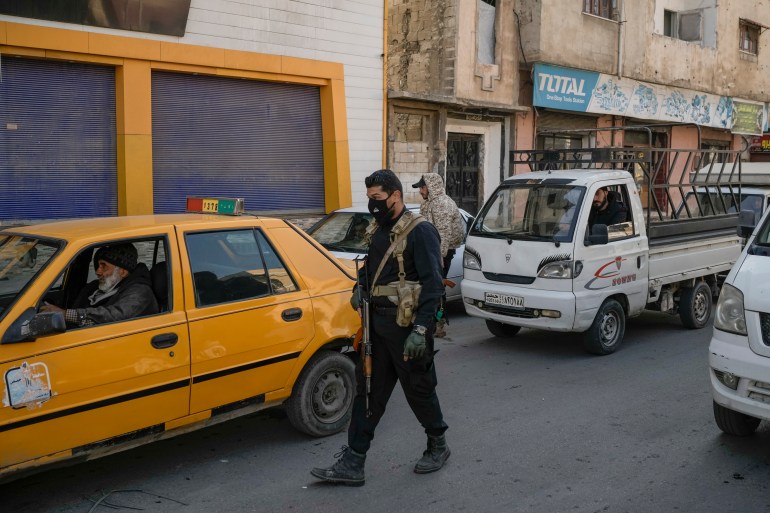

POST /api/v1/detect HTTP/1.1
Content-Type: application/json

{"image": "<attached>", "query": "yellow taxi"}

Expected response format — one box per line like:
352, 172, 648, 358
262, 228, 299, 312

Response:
0, 199, 360, 481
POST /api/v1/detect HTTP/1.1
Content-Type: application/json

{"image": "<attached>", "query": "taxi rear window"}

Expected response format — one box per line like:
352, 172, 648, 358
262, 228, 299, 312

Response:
186, 229, 297, 307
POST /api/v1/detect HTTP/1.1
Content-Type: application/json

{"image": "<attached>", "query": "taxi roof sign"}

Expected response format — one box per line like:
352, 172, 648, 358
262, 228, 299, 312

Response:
186, 197, 244, 216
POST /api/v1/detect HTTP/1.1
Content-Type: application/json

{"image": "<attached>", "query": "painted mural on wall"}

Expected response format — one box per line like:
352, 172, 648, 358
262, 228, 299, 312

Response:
533, 63, 768, 136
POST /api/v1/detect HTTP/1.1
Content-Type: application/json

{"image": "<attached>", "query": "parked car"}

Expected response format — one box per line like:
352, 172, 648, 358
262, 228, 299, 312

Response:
0, 201, 359, 482
709, 207, 770, 436
306, 205, 472, 301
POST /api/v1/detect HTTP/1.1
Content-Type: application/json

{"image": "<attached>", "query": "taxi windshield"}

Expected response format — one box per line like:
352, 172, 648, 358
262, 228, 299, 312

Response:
307, 212, 373, 253
471, 184, 585, 242
0, 235, 61, 320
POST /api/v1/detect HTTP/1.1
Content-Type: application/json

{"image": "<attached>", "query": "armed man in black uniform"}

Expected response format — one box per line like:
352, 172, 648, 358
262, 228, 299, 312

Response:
311, 169, 450, 486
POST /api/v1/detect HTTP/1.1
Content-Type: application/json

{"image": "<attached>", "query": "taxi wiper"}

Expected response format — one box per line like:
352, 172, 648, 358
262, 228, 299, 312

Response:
323, 242, 352, 252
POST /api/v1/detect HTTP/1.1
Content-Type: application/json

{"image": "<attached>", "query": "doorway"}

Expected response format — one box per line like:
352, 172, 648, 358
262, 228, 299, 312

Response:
447, 133, 481, 215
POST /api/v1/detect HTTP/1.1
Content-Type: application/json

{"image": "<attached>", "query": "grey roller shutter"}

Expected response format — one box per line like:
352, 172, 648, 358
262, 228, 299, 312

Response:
0, 58, 117, 221
151, 71, 325, 214
537, 110, 598, 131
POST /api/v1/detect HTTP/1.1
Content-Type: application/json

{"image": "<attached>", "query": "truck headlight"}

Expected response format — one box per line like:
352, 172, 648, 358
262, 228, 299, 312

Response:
714, 283, 747, 335
538, 260, 573, 279
463, 249, 481, 270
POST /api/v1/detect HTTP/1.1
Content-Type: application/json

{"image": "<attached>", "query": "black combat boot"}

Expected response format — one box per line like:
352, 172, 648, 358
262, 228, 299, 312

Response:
414, 434, 451, 474
311, 446, 366, 486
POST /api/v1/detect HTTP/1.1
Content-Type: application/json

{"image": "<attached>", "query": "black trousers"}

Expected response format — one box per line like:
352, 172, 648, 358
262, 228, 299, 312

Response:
442, 248, 455, 279
347, 310, 448, 454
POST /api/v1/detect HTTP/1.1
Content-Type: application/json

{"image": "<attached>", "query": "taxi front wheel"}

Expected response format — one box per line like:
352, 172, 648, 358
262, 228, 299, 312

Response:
286, 350, 355, 437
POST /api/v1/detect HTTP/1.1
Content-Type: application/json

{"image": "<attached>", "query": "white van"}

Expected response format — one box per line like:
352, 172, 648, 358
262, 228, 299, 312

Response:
709, 207, 770, 435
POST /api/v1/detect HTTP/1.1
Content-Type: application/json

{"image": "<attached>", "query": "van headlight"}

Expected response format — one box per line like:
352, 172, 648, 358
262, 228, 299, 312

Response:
463, 249, 482, 270
713, 283, 747, 335
538, 260, 575, 279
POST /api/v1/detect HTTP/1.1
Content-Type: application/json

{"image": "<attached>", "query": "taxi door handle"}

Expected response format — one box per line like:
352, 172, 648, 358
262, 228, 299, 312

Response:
282, 308, 303, 322
151, 333, 178, 349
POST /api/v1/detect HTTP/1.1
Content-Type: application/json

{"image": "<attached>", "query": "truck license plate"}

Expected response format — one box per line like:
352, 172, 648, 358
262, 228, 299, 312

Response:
485, 292, 524, 308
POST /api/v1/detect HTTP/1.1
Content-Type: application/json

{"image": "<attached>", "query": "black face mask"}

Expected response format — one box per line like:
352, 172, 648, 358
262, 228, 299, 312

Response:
368, 194, 393, 223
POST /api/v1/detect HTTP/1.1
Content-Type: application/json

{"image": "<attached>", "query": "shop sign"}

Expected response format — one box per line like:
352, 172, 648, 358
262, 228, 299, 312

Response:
533, 63, 768, 136
750, 135, 770, 152
732, 101, 766, 135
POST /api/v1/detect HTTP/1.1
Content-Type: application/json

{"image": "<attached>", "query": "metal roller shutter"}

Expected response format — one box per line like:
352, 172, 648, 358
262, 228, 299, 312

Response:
0, 58, 117, 221
537, 110, 598, 131
151, 72, 325, 214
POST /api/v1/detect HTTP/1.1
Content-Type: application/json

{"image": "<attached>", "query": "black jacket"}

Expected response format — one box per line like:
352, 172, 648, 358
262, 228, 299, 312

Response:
589, 199, 628, 227
71, 263, 159, 325
361, 210, 445, 327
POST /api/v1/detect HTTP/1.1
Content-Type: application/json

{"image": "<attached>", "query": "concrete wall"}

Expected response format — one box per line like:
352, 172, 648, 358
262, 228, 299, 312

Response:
454, 0, 517, 106
519, 0, 620, 74
519, 0, 770, 103
387, 0, 455, 97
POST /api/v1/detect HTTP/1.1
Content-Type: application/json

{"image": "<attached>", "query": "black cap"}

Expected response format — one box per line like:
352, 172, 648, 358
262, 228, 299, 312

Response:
412, 177, 426, 189
94, 244, 138, 272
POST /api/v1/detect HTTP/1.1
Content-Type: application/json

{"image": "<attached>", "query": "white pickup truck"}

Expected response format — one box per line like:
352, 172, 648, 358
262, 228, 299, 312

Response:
462, 148, 744, 354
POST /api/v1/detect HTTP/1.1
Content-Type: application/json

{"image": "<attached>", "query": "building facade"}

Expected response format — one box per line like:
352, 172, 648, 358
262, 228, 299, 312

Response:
386, 0, 523, 215
0, 1, 385, 223
515, 0, 770, 173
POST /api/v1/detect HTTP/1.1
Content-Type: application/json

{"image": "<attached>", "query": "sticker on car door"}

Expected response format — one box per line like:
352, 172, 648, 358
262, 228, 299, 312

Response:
3, 361, 53, 410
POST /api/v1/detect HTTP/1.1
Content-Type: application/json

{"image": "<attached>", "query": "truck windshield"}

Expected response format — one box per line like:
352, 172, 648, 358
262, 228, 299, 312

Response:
471, 184, 585, 242
0, 235, 61, 320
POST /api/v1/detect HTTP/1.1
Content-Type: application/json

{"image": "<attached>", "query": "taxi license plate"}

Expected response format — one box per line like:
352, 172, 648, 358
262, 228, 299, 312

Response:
485, 292, 524, 308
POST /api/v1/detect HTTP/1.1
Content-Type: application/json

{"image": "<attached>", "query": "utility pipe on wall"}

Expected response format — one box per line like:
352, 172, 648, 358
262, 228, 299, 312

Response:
617, 0, 624, 78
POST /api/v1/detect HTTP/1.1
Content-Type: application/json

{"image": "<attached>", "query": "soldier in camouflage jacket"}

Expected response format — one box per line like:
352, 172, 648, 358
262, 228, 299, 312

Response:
412, 173, 464, 337
413, 173, 464, 260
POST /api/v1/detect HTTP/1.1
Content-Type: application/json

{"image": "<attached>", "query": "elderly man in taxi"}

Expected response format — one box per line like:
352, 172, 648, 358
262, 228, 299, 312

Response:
40, 243, 158, 327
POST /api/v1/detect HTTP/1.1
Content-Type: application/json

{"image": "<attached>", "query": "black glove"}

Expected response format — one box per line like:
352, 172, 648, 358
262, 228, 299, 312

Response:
350, 285, 362, 310
403, 331, 427, 359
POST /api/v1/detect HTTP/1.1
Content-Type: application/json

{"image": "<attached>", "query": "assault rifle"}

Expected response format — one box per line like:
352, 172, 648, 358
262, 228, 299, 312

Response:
354, 256, 373, 418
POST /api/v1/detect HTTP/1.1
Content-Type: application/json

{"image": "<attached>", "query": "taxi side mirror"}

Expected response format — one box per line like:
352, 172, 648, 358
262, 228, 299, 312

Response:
585, 224, 609, 246
1, 308, 66, 344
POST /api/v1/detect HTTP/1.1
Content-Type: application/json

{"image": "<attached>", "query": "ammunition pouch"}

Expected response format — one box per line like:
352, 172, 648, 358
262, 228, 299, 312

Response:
373, 281, 421, 327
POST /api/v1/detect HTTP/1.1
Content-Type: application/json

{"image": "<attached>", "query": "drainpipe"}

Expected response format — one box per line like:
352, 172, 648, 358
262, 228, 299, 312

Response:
382, 1, 389, 168
617, 0, 625, 78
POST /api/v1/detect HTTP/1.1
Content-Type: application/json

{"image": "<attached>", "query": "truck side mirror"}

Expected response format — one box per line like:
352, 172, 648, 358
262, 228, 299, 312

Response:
586, 224, 609, 246
737, 209, 756, 238
1, 308, 66, 344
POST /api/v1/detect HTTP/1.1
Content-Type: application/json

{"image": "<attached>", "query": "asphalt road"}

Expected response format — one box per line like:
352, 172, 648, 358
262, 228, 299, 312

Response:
3, 303, 770, 513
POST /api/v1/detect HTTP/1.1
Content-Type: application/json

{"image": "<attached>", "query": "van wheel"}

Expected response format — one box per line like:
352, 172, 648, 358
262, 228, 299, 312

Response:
485, 320, 521, 338
679, 282, 712, 329
713, 401, 761, 436
583, 299, 625, 355
286, 350, 355, 437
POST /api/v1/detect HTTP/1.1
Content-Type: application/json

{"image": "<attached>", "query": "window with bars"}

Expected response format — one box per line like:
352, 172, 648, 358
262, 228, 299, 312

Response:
583, 0, 618, 21
740, 20, 760, 54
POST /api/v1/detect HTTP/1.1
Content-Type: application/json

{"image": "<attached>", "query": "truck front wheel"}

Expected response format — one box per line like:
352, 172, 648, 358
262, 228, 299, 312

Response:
679, 281, 712, 329
286, 350, 355, 437
486, 320, 521, 338
713, 401, 761, 436
583, 299, 625, 355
